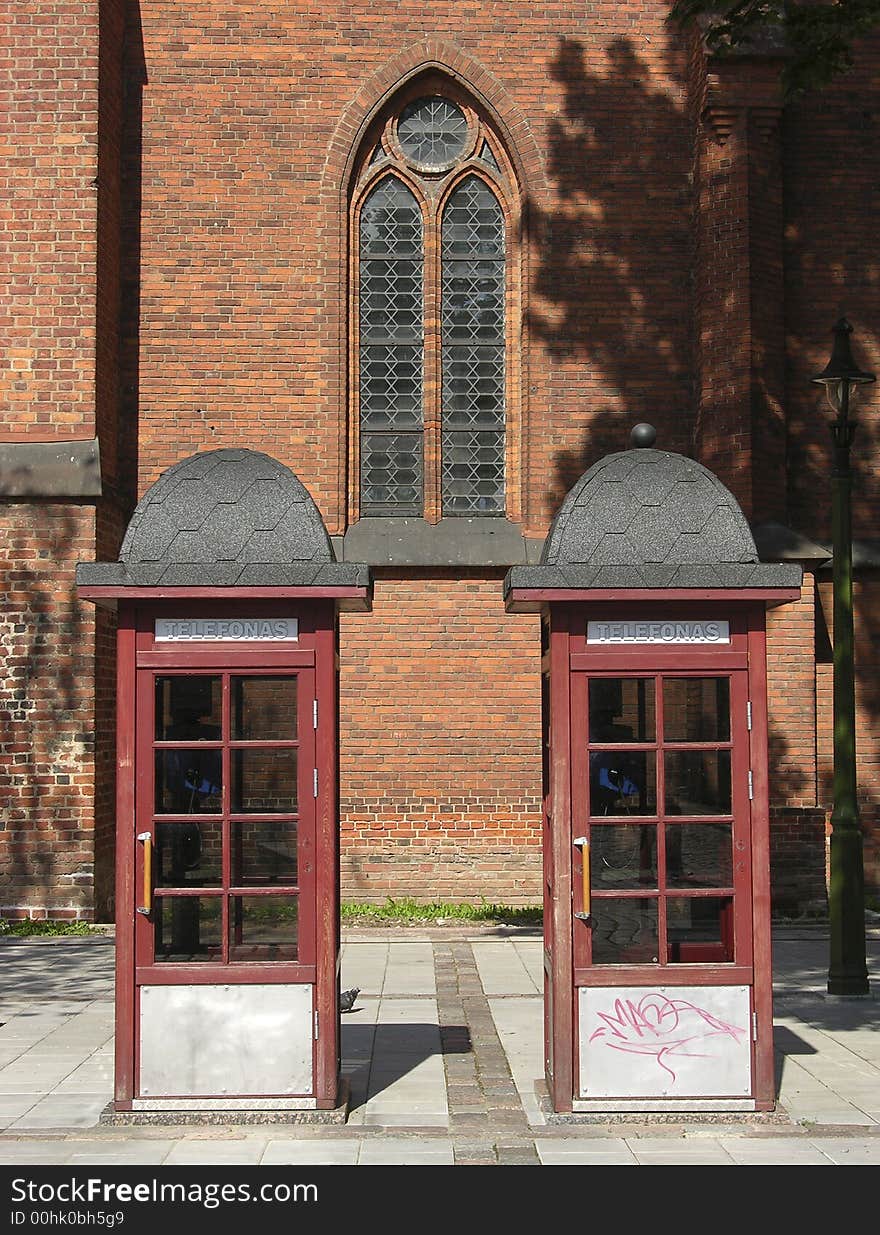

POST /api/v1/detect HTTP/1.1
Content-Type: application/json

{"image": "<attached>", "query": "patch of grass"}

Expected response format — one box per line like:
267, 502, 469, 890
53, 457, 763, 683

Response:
341, 897, 542, 927
0, 919, 99, 938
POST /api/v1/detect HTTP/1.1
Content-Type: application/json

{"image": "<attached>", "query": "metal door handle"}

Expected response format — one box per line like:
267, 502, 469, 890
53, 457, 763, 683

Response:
573, 836, 592, 925
137, 832, 152, 916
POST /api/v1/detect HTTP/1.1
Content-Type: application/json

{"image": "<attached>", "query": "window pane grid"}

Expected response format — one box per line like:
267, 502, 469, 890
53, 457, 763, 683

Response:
360, 430, 423, 514
441, 176, 505, 515
397, 97, 468, 167
359, 177, 425, 514
584, 673, 739, 966
442, 429, 505, 514
442, 344, 504, 428
150, 673, 302, 965
356, 130, 510, 518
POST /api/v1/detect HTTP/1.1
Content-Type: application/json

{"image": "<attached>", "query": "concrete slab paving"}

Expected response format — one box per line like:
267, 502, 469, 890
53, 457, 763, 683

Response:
0, 926, 877, 1165
260, 1139, 361, 1165
163, 1138, 267, 1166
65, 1141, 177, 1166
472, 941, 542, 995
357, 1137, 455, 1165
9, 1094, 110, 1130
535, 1138, 639, 1164
807, 1137, 880, 1164
487, 996, 545, 1127
716, 1137, 839, 1165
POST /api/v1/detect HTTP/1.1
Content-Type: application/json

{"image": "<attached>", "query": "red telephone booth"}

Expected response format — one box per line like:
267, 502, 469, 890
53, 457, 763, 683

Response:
505, 429, 801, 1114
78, 449, 371, 1114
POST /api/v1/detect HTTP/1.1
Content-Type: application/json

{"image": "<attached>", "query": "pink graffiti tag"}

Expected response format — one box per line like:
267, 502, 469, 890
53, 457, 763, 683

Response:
588, 993, 747, 1081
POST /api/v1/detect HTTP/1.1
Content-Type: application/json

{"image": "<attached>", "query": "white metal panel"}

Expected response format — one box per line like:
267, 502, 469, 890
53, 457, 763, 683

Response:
579, 985, 751, 1099
139, 983, 313, 1097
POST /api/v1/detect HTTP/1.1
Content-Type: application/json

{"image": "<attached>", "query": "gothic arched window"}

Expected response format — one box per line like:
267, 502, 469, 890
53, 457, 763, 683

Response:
352, 89, 518, 521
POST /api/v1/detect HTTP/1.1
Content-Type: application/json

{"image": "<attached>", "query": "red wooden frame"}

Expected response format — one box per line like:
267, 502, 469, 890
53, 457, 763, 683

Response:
112, 597, 343, 1110
517, 594, 780, 1113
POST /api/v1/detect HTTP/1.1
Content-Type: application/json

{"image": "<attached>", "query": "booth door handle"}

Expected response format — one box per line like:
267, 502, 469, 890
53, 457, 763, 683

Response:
137, 832, 152, 917
573, 836, 592, 925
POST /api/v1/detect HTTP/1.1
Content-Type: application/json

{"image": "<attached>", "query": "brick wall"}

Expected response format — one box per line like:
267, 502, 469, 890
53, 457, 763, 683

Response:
4, 2, 880, 917
339, 571, 542, 902
0, 508, 99, 919
1, 3, 101, 440
125, 4, 695, 528
783, 40, 880, 544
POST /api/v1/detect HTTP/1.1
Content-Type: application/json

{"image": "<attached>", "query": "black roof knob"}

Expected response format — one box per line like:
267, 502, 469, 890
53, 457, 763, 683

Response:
630, 422, 657, 449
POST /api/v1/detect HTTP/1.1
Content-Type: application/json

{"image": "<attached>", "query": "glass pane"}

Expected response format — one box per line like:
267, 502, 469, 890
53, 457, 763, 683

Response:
478, 140, 500, 172
231, 749, 297, 813
155, 749, 222, 814
665, 751, 731, 816
591, 898, 658, 965
441, 428, 505, 514
232, 821, 298, 886
589, 678, 656, 742
156, 821, 222, 887
154, 896, 222, 963
665, 824, 733, 889
442, 177, 505, 257
666, 896, 734, 963
155, 677, 221, 741
663, 678, 730, 742
591, 824, 656, 889
360, 431, 423, 514
360, 177, 422, 255
397, 97, 468, 167
360, 258, 423, 341
442, 260, 505, 341
229, 896, 298, 962
361, 344, 423, 430
231, 677, 298, 741
589, 750, 656, 817
442, 344, 504, 427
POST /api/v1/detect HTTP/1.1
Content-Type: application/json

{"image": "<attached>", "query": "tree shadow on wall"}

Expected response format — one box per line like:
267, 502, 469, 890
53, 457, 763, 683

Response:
525, 34, 880, 905
523, 36, 694, 520
526, 34, 880, 533
0, 513, 95, 916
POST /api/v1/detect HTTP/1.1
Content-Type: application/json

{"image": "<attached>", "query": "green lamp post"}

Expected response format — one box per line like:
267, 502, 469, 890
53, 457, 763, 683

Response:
811, 317, 875, 997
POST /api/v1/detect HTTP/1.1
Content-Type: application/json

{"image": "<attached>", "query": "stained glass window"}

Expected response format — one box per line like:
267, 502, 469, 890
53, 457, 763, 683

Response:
359, 177, 424, 515
441, 176, 506, 514
397, 98, 468, 169
355, 97, 510, 519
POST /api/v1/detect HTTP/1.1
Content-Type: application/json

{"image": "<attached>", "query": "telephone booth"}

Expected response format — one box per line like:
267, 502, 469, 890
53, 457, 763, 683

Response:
505, 430, 802, 1114
78, 449, 371, 1114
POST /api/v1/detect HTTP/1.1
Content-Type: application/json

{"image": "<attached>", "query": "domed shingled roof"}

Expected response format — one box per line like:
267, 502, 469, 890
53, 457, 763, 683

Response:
78, 448, 369, 590
506, 441, 802, 593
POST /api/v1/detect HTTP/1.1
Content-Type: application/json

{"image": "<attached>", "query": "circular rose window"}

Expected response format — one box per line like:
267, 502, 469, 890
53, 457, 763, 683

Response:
396, 97, 469, 170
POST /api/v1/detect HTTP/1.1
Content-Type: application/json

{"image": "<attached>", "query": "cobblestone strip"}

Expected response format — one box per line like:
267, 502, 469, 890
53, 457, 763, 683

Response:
434, 941, 539, 1166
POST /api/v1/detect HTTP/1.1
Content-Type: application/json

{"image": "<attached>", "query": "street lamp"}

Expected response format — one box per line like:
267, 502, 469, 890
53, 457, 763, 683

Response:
811, 317, 875, 997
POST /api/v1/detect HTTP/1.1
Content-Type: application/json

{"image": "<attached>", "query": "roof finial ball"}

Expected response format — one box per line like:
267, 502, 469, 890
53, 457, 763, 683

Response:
630, 422, 657, 449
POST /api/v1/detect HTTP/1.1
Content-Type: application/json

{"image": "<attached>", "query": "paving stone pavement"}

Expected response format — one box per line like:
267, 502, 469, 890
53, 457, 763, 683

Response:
0, 926, 877, 1166
434, 941, 539, 1164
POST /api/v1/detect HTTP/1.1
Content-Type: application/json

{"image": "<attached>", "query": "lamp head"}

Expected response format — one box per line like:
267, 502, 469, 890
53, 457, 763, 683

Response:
811, 317, 875, 413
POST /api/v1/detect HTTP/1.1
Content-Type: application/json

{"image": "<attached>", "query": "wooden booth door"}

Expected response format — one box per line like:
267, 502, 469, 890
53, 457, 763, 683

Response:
132, 668, 317, 1099
572, 671, 756, 1102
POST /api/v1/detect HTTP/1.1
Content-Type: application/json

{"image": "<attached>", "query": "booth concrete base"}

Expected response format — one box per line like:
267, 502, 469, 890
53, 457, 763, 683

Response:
535, 1080, 790, 1125
97, 1081, 350, 1127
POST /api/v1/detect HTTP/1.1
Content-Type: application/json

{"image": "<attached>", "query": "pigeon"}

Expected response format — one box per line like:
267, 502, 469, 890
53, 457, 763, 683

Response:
340, 987, 360, 1013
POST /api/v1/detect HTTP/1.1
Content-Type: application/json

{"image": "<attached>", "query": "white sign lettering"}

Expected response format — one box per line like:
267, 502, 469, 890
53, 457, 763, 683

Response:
587, 620, 730, 645
155, 617, 299, 642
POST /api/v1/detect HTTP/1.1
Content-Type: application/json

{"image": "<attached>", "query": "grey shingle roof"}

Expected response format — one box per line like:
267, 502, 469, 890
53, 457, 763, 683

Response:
78, 449, 370, 590
506, 447, 802, 595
